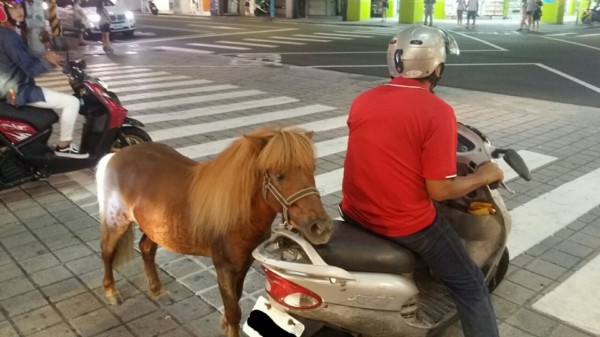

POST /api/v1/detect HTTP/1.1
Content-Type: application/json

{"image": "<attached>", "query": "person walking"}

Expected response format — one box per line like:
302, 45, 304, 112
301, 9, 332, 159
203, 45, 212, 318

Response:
1, 0, 88, 158
456, 0, 466, 26
518, 0, 528, 30
380, 0, 388, 22
341, 25, 503, 337
96, 0, 112, 52
73, 0, 87, 45
424, 0, 435, 26
465, 0, 478, 28
532, 0, 542, 31
525, 0, 536, 30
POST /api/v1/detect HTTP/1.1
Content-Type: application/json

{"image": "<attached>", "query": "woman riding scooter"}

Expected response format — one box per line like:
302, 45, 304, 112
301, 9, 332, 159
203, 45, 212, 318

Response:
0, 0, 88, 158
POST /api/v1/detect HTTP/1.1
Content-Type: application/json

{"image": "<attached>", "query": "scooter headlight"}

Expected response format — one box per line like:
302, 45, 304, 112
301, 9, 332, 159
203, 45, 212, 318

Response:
125, 10, 134, 19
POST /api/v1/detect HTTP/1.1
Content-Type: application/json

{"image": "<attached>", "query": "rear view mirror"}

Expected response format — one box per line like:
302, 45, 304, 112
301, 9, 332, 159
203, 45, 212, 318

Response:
502, 149, 531, 181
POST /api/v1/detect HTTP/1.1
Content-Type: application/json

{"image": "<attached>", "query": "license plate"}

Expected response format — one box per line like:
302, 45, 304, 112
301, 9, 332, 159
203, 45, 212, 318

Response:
243, 296, 304, 337
111, 24, 123, 29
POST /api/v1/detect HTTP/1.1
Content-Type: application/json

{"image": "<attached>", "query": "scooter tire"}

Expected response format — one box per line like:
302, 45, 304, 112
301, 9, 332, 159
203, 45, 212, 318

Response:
488, 248, 509, 292
111, 127, 152, 152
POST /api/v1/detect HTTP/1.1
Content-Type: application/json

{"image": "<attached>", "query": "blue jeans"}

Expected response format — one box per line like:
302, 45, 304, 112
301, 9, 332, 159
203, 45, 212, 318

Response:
390, 212, 500, 337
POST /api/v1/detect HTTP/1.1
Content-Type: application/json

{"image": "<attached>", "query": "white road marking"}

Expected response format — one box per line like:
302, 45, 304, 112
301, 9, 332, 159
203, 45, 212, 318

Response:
149, 104, 336, 141
119, 84, 238, 102
451, 31, 509, 51
136, 96, 299, 124
187, 24, 242, 30
269, 36, 331, 42
111, 79, 210, 93
126, 90, 264, 112
187, 42, 250, 50
217, 40, 278, 48
293, 34, 353, 40
533, 254, 600, 336
153, 46, 214, 54
541, 36, 600, 51
244, 38, 305, 45
508, 168, 600, 257
315, 32, 373, 38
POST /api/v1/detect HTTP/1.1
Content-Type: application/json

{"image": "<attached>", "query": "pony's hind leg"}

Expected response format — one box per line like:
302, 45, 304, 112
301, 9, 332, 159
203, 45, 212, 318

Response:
100, 219, 134, 305
139, 233, 168, 298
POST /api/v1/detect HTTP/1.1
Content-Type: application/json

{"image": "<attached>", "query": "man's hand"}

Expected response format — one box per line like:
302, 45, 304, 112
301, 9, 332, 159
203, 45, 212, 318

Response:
475, 162, 504, 186
44, 50, 63, 67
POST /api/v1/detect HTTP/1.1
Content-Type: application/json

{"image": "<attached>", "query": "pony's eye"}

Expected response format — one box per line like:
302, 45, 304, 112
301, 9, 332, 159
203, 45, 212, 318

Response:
276, 173, 285, 180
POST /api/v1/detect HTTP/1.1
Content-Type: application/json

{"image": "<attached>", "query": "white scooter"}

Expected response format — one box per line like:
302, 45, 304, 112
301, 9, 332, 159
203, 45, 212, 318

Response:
244, 123, 531, 337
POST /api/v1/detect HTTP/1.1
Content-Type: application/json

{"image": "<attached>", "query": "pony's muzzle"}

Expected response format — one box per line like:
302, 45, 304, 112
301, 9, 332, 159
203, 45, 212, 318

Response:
305, 215, 333, 245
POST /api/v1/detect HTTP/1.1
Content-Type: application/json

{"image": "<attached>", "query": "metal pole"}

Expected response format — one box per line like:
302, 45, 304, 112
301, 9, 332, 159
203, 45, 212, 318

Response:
47, 0, 61, 36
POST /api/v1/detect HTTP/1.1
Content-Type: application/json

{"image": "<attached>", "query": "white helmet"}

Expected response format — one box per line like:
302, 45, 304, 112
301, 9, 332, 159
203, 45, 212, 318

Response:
387, 25, 460, 79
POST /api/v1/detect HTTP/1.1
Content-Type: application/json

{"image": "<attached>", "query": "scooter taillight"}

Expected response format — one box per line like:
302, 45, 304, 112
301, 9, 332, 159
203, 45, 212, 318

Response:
263, 266, 322, 310
85, 82, 127, 128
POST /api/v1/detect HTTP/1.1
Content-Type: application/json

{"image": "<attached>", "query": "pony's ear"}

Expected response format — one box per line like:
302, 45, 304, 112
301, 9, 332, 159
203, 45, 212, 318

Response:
304, 131, 314, 140
244, 134, 269, 150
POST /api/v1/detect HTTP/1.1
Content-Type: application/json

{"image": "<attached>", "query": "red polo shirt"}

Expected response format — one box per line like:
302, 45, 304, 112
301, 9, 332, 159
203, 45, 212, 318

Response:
341, 77, 457, 237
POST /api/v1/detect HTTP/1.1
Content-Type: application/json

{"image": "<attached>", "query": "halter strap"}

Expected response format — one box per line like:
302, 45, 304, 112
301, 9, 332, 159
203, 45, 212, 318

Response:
262, 172, 320, 225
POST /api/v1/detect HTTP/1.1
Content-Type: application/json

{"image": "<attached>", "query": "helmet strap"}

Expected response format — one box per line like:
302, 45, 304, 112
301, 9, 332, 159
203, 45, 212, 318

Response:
428, 63, 445, 91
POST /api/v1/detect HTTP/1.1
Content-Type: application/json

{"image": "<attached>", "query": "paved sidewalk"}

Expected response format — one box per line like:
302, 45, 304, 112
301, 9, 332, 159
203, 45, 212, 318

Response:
2, 16, 600, 337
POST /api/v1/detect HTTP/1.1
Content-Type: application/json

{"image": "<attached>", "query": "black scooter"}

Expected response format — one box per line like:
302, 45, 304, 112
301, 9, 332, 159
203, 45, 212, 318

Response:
148, 0, 159, 15
254, 0, 270, 16
0, 56, 151, 191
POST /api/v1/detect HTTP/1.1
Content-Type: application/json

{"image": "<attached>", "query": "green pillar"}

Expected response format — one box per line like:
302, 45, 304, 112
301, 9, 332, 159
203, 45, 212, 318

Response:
541, 0, 566, 23
385, 0, 395, 17
347, 0, 371, 20
434, 0, 446, 18
400, 0, 424, 23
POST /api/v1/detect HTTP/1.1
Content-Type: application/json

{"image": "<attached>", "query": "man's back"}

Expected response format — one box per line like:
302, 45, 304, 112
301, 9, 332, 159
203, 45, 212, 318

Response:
341, 76, 457, 237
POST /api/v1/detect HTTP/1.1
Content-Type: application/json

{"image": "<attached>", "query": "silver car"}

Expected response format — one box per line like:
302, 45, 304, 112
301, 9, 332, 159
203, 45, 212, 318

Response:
57, 0, 136, 38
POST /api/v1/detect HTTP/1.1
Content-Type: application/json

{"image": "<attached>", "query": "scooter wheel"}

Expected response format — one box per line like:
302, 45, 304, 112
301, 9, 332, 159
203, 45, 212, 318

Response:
111, 127, 152, 152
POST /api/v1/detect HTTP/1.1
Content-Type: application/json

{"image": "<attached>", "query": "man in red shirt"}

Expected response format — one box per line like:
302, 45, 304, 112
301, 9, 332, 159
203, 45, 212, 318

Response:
341, 25, 503, 337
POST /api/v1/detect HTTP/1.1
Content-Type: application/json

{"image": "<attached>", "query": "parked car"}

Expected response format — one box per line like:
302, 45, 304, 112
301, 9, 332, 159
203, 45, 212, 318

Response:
57, 0, 135, 38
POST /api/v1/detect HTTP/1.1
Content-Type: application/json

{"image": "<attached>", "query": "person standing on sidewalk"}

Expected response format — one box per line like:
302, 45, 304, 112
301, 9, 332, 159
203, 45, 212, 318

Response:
465, 0, 478, 28
380, 0, 388, 22
424, 0, 435, 26
456, 0, 466, 26
73, 0, 87, 45
96, 0, 112, 52
340, 25, 503, 337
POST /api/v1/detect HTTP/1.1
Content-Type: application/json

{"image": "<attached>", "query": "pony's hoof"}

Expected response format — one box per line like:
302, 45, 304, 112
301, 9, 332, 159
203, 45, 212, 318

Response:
106, 293, 123, 305
149, 287, 169, 299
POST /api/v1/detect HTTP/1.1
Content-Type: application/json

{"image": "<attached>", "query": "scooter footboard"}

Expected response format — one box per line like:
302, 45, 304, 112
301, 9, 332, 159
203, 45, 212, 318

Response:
285, 299, 439, 337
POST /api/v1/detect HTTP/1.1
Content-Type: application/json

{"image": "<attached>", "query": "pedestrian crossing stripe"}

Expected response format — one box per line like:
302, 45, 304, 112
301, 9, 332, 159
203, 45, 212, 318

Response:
36, 62, 599, 336
153, 46, 214, 54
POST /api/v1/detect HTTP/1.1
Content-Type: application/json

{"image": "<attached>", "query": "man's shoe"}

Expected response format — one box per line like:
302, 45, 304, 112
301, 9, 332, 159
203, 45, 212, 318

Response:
55, 144, 90, 159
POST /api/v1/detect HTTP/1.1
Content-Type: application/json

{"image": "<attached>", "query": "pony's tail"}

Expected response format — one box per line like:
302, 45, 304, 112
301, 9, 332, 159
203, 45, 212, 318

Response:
112, 224, 135, 269
96, 153, 135, 269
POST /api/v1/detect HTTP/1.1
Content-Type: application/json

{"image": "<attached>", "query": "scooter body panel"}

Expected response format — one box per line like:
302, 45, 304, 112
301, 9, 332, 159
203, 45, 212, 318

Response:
251, 123, 527, 337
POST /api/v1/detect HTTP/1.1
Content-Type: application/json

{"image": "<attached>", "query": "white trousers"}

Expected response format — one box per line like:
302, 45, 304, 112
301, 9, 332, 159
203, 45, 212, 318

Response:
28, 88, 80, 142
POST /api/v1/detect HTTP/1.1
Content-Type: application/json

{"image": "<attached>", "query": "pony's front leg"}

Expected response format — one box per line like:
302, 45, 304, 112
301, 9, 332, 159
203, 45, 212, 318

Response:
139, 234, 168, 298
214, 258, 253, 337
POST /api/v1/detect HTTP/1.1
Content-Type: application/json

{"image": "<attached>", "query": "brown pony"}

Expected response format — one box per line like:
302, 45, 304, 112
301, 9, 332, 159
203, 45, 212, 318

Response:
95, 126, 333, 337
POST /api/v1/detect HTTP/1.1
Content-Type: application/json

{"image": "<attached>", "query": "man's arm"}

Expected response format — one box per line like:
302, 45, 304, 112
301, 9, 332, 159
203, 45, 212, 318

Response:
426, 162, 503, 202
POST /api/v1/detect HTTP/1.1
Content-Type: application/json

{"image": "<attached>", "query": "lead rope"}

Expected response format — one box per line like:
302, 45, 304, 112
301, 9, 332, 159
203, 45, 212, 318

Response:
262, 172, 320, 226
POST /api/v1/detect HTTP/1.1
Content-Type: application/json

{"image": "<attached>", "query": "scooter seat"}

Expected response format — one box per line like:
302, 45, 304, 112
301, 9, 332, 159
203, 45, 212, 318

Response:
314, 220, 417, 275
0, 103, 59, 131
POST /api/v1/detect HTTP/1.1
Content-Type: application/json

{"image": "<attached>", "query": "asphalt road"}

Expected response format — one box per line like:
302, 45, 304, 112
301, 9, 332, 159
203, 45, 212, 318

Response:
87, 14, 600, 106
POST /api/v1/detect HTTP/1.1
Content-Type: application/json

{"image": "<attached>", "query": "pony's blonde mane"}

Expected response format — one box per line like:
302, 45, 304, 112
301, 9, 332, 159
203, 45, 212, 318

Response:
188, 125, 316, 240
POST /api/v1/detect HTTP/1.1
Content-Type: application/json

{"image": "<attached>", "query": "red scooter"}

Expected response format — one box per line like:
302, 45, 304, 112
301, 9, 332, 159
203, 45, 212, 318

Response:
0, 58, 151, 190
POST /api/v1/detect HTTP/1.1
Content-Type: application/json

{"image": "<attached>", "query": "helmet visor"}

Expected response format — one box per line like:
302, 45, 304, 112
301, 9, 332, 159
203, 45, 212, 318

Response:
435, 26, 460, 56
